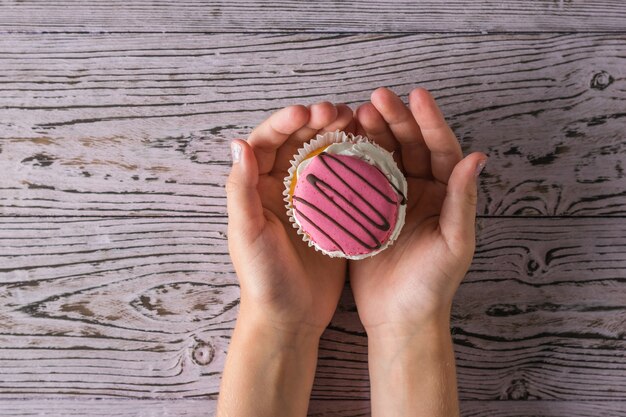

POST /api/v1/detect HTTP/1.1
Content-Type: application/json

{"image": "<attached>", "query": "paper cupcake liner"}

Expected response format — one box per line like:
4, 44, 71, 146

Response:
283, 130, 407, 260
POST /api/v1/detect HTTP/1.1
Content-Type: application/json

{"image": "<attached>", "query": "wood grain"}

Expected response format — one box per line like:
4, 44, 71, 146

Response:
2, 4, 625, 413
1, 217, 624, 403
0, 400, 219, 417
0, 398, 369, 417
460, 400, 626, 417
0, 399, 623, 417
1, 1, 626, 33
1, 33, 624, 216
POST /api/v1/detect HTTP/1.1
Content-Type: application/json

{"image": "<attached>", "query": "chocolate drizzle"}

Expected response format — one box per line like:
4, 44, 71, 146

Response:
389, 180, 407, 205
293, 195, 380, 251
292, 207, 345, 252
293, 152, 407, 253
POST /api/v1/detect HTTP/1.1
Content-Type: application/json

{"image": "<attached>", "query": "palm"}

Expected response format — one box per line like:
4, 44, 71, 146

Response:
230, 102, 355, 332
348, 87, 484, 332
350, 178, 463, 329
252, 173, 345, 328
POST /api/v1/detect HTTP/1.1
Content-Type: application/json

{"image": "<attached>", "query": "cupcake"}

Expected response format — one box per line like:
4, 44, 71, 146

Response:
283, 131, 407, 259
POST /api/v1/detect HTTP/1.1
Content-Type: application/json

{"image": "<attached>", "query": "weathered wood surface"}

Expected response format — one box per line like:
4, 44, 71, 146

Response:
0, 400, 219, 417
0, 399, 624, 417
460, 401, 626, 417
2, 1, 626, 414
1, 217, 624, 407
0, 399, 365, 417
1, 33, 624, 216
1, 1, 626, 33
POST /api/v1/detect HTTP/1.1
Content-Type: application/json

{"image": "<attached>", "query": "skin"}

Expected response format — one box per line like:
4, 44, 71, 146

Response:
351, 87, 487, 417
218, 102, 355, 417
217, 88, 487, 417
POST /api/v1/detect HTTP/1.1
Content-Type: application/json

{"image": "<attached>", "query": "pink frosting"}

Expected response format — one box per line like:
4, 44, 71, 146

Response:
292, 152, 401, 256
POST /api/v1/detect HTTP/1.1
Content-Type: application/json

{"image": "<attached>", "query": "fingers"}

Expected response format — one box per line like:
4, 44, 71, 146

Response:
343, 108, 357, 135
248, 105, 309, 175
355, 102, 398, 153
289, 101, 338, 143
272, 101, 341, 175
409, 88, 463, 184
370, 87, 431, 178
251, 101, 355, 179
319, 103, 354, 134
273, 102, 354, 176
226, 139, 265, 241
439, 152, 488, 256
355, 102, 403, 171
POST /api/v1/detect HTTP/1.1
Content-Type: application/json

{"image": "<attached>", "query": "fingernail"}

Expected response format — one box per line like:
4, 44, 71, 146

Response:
231, 141, 241, 164
475, 158, 487, 177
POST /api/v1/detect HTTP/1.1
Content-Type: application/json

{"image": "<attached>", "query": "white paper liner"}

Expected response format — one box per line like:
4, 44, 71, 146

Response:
282, 130, 407, 260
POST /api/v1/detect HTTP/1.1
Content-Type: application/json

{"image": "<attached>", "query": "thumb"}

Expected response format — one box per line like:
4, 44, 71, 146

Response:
439, 152, 488, 253
225, 139, 265, 240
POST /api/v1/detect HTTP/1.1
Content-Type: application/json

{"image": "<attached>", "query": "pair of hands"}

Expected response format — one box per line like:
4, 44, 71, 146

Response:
226, 87, 487, 343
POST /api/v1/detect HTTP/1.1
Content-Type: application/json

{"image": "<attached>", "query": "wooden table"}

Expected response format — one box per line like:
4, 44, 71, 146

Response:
1, 1, 625, 415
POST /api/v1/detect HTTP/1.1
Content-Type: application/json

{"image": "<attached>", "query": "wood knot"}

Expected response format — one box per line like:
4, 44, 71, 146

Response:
486, 304, 524, 317
590, 71, 614, 91
504, 377, 530, 400
526, 259, 539, 276
192, 342, 215, 366
21, 152, 56, 167
130, 282, 239, 322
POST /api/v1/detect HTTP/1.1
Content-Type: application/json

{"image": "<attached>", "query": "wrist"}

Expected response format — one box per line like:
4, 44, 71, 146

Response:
236, 303, 323, 347
368, 318, 452, 356
218, 304, 321, 417
364, 306, 452, 344
367, 318, 460, 417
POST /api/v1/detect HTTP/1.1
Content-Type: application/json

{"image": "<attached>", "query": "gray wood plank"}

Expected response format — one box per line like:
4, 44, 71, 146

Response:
1, 217, 624, 402
0, 399, 623, 417
1, 1, 626, 33
1, 33, 624, 216
460, 401, 626, 417
0, 399, 624, 417
0, 400, 218, 417
0, 398, 367, 416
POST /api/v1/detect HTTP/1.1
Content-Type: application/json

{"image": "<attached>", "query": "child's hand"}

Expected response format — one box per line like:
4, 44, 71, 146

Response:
348, 88, 485, 416
226, 102, 354, 338
350, 88, 488, 339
